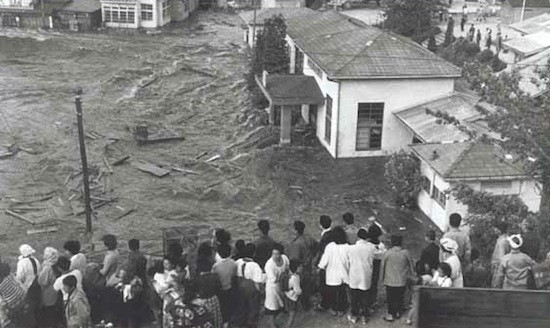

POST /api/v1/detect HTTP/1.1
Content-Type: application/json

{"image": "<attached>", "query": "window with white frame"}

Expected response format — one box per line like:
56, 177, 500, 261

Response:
140, 4, 153, 21
432, 185, 446, 207
103, 4, 136, 24
421, 176, 431, 194
325, 95, 332, 144
162, 0, 170, 19
356, 102, 384, 150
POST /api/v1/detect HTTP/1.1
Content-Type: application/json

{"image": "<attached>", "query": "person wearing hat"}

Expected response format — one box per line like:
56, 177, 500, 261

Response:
16, 244, 41, 291
439, 238, 463, 288
493, 235, 536, 290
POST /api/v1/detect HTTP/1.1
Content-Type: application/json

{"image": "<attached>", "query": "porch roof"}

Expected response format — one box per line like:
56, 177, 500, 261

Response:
393, 92, 480, 143
255, 74, 325, 106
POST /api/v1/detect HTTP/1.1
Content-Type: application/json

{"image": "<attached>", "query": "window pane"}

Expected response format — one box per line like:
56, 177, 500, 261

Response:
356, 102, 384, 150
325, 96, 332, 143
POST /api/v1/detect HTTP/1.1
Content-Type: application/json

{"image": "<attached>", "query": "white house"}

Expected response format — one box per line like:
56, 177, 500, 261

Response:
411, 141, 542, 231
239, 7, 314, 48
100, 0, 196, 28
281, 11, 462, 158
262, 0, 305, 8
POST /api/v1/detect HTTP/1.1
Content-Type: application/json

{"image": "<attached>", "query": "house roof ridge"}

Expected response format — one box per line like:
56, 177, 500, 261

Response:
442, 141, 476, 177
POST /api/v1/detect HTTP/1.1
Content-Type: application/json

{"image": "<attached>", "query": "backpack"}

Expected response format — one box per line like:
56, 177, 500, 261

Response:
26, 258, 42, 307
279, 270, 291, 292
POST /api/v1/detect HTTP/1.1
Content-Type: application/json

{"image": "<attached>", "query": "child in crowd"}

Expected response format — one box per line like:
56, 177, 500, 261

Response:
285, 260, 303, 328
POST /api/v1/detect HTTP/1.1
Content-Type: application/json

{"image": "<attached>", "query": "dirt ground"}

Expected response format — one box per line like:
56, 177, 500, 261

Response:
0, 10, 435, 327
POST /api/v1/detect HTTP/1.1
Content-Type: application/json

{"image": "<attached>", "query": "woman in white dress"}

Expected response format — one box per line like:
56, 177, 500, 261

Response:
264, 243, 289, 328
439, 238, 464, 287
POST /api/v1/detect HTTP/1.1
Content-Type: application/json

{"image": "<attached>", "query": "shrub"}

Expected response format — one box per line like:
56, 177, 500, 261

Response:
384, 151, 423, 208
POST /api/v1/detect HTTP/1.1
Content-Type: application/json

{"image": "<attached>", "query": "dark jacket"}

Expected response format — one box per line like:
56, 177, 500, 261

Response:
253, 235, 277, 270
420, 242, 440, 271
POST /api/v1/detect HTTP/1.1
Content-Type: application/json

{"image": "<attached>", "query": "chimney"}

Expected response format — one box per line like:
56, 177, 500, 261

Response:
431, 150, 439, 161
262, 70, 268, 87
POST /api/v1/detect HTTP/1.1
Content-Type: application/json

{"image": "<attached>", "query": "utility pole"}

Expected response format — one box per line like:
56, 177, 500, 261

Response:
520, 0, 527, 22
252, 0, 257, 47
40, 0, 45, 28
75, 89, 92, 236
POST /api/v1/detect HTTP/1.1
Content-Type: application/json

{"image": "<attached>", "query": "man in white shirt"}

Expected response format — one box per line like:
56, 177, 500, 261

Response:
235, 243, 265, 328
53, 257, 83, 301
316, 215, 333, 311
347, 228, 376, 324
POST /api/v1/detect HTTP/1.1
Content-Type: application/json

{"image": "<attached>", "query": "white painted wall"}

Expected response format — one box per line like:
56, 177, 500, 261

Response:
417, 159, 542, 231
337, 78, 455, 158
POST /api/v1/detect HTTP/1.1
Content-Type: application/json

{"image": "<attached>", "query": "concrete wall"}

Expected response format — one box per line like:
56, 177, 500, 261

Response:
337, 78, 455, 158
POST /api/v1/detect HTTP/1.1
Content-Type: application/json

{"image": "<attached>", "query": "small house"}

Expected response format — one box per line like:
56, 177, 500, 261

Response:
501, 0, 550, 25
0, 0, 70, 28
411, 141, 541, 231
100, 0, 172, 28
58, 0, 102, 31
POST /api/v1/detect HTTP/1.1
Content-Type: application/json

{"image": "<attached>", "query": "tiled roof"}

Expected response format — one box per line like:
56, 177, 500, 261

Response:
503, 30, 550, 56
394, 92, 479, 143
61, 0, 101, 13
507, 0, 550, 8
258, 74, 325, 105
239, 7, 314, 25
509, 13, 550, 34
503, 47, 550, 97
411, 142, 526, 180
286, 11, 461, 79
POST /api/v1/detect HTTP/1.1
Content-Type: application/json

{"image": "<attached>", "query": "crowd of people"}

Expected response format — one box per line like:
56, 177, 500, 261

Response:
0, 211, 547, 328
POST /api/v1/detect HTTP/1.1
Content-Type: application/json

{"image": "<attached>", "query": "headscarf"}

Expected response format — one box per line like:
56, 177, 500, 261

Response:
508, 234, 523, 249
440, 238, 459, 254
43, 247, 59, 266
19, 244, 35, 259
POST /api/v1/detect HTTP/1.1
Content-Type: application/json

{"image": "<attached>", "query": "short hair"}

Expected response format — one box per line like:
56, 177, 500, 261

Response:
391, 235, 403, 247
63, 240, 81, 255
293, 221, 305, 235
258, 220, 270, 235
243, 243, 256, 258
331, 226, 347, 245
215, 229, 231, 245
496, 221, 509, 234
320, 215, 332, 229
197, 258, 213, 273
129, 239, 140, 251
102, 234, 118, 250
426, 230, 436, 241
438, 262, 452, 278
357, 228, 368, 240
57, 256, 71, 271
272, 243, 284, 254
235, 240, 246, 252
343, 213, 354, 225
289, 260, 300, 273
449, 213, 462, 228
367, 224, 382, 243
218, 244, 232, 258
198, 242, 213, 258
62, 275, 77, 289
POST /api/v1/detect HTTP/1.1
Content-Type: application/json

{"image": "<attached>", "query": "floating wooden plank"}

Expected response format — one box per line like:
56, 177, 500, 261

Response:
112, 155, 130, 166
205, 154, 221, 163
5, 210, 35, 225
172, 167, 199, 175
27, 226, 58, 235
102, 157, 113, 173
135, 130, 185, 145
195, 151, 209, 160
131, 161, 171, 177
0, 152, 15, 159
206, 174, 241, 189
114, 208, 135, 221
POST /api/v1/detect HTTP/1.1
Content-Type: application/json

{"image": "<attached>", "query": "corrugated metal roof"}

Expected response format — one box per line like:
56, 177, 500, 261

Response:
411, 141, 526, 180
286, 11, 461, 79
503, 30, 550, 56
394, 92, 479, 143
503, 47, 550, 97
509, 13, 550, 34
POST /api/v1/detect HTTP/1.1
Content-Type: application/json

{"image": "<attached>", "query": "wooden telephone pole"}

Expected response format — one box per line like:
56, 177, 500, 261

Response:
75, 89, 92, 235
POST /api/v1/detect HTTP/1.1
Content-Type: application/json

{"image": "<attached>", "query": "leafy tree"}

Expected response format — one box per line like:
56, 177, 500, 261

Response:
463, 58, 550, 252
384, 151, 423, 208
427, 34, 437, 52
453, 183, 532, 262
247, 14, 290, 106
440, 37, 480, 66
382, 0, 442, 43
